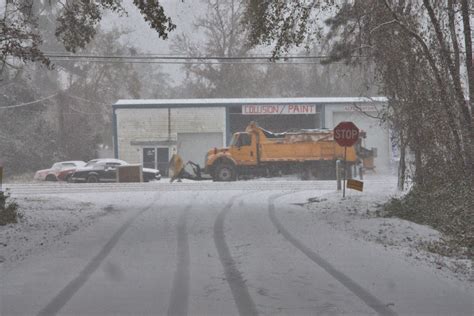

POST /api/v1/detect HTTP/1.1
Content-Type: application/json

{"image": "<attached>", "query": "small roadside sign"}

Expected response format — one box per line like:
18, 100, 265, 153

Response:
347, 179, 364, 192
0, 165, 3, 192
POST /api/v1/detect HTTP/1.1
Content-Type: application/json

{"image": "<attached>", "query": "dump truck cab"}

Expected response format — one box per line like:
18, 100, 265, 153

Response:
228, 132, 258, 166
205, 125, 262, 181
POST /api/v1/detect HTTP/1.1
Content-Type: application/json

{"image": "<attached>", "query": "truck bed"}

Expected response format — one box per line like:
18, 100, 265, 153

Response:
259, 141, 357, 162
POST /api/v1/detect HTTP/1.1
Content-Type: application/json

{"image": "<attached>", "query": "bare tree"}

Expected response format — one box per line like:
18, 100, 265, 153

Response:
244, 0, 473, 179
1, 0, 175, 74
244, 0, 474, 254
172, 0, 264, 98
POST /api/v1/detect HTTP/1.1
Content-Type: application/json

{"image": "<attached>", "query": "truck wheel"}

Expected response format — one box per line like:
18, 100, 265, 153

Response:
214, 164, 236, 181
87, 175, 99, 183
299, 163, 315, 180
299, 169, 310, 180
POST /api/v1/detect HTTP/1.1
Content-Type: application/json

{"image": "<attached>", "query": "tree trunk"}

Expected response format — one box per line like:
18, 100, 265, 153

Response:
460, 0, 474, 177
57, 92, 65, 155
398, 130, 406, 191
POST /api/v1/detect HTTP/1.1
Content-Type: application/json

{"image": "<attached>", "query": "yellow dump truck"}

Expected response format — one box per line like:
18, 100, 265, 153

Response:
171, 122, 372, 182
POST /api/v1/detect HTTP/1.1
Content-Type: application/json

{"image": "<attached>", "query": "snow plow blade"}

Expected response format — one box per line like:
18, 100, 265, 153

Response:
168, 154, 210, 182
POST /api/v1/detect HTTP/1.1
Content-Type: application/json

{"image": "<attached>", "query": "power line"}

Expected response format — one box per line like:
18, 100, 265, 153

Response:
43, 51, 467, 64
41, 52, 369, 65
67, 104, 103, 115
0, 93, 59, 109
44, 51, 344, 58
49, 59, 348, 65
0, 93, 108, 110
66, 94, 109, 105
44, 53, 366, 61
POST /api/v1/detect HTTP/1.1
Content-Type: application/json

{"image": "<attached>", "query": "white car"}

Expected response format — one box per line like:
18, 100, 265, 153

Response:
34, 161, 86, 181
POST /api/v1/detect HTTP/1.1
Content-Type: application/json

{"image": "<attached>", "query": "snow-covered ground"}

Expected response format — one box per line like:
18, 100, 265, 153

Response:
294, 181, 473, 282
1, 176, 472, 315
0, 192, 148, 271
1, 196, 106, 269
3, 176, 470, 280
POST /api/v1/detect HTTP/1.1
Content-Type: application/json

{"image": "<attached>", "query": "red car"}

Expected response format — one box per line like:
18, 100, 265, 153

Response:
34, 161, 86, 182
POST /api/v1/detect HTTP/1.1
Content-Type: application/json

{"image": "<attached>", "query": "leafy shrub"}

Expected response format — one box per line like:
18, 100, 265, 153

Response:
0, 191, 21, 226
384, 180, 473, 259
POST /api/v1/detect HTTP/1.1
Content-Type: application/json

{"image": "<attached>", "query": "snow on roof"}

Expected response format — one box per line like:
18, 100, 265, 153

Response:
114, 97, 387, 107
87, 158, 126, 164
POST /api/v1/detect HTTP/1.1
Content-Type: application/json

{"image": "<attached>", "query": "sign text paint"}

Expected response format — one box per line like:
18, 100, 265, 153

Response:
242, 104, 317, 115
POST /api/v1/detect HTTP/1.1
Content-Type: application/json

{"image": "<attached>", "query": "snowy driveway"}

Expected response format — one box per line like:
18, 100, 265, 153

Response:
1, 180, 473, 315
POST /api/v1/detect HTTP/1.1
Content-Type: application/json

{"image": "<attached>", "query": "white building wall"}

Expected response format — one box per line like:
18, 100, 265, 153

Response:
116, 107, 226, 164
115, 101, 392, 174
324, 103, 391, 173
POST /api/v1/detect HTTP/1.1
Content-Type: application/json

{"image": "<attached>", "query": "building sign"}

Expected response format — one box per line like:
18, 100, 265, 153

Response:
242, 104, 317, 115
343, 105, 378, 112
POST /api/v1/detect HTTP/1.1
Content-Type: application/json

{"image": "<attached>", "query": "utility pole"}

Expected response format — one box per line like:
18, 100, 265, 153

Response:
57, 92, 65, 153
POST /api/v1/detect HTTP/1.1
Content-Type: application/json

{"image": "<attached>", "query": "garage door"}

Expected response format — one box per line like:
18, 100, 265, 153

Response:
177, 133, 223, 167
333, 112, 389, 172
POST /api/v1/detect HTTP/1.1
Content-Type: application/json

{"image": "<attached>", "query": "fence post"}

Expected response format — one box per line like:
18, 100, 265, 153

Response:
336, 160, 341, 191
343, 147, 347, 198
0, 165, 4, 209
0, 165, 3, 193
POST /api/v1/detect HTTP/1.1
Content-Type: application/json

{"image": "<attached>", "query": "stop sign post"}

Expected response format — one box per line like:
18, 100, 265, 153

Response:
334, 122, 360, 197
0, 160, 3, 193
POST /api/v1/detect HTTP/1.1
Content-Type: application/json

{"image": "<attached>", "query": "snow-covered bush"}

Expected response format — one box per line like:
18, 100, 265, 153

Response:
384, 180, 473, 259
0, 191, 21, 226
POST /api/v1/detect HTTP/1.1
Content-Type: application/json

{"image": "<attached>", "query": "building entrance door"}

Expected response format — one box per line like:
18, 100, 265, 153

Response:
143, 147, 170, 176
156, 147, 170, 177
143, 148, 156, 169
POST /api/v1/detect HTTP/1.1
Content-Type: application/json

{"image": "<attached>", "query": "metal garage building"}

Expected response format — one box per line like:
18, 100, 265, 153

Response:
112, 97, 391, 176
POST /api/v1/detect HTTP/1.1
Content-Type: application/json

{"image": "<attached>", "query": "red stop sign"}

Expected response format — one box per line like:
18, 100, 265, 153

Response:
333, 121, 360, 147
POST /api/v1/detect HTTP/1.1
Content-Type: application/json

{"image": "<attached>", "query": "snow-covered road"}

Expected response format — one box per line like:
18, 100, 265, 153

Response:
1, 180, 473, 315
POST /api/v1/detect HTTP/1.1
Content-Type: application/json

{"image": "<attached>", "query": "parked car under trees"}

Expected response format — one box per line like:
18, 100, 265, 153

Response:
34, 161, 86, 182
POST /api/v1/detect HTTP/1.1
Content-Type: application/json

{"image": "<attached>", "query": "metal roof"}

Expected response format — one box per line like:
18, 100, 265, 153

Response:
113, 97, 387, 109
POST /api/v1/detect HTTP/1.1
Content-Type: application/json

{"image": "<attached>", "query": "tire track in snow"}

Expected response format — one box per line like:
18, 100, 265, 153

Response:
37, 194, 160, 316
167, 203, 192, 316
214, 194, 259, 316
268, 193, 397, 316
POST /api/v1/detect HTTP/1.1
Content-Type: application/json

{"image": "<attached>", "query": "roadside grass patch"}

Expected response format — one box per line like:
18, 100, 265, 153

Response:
0, 191, 21, 226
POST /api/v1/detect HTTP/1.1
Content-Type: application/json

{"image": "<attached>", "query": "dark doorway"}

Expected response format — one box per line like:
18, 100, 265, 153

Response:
157, 148, 170, 177
143, 147, 170, 177
143, 148, 156, 169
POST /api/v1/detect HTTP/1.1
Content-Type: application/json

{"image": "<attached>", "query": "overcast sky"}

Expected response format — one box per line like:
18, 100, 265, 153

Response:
101, 0, 207, 84
105, 0, 205, 53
